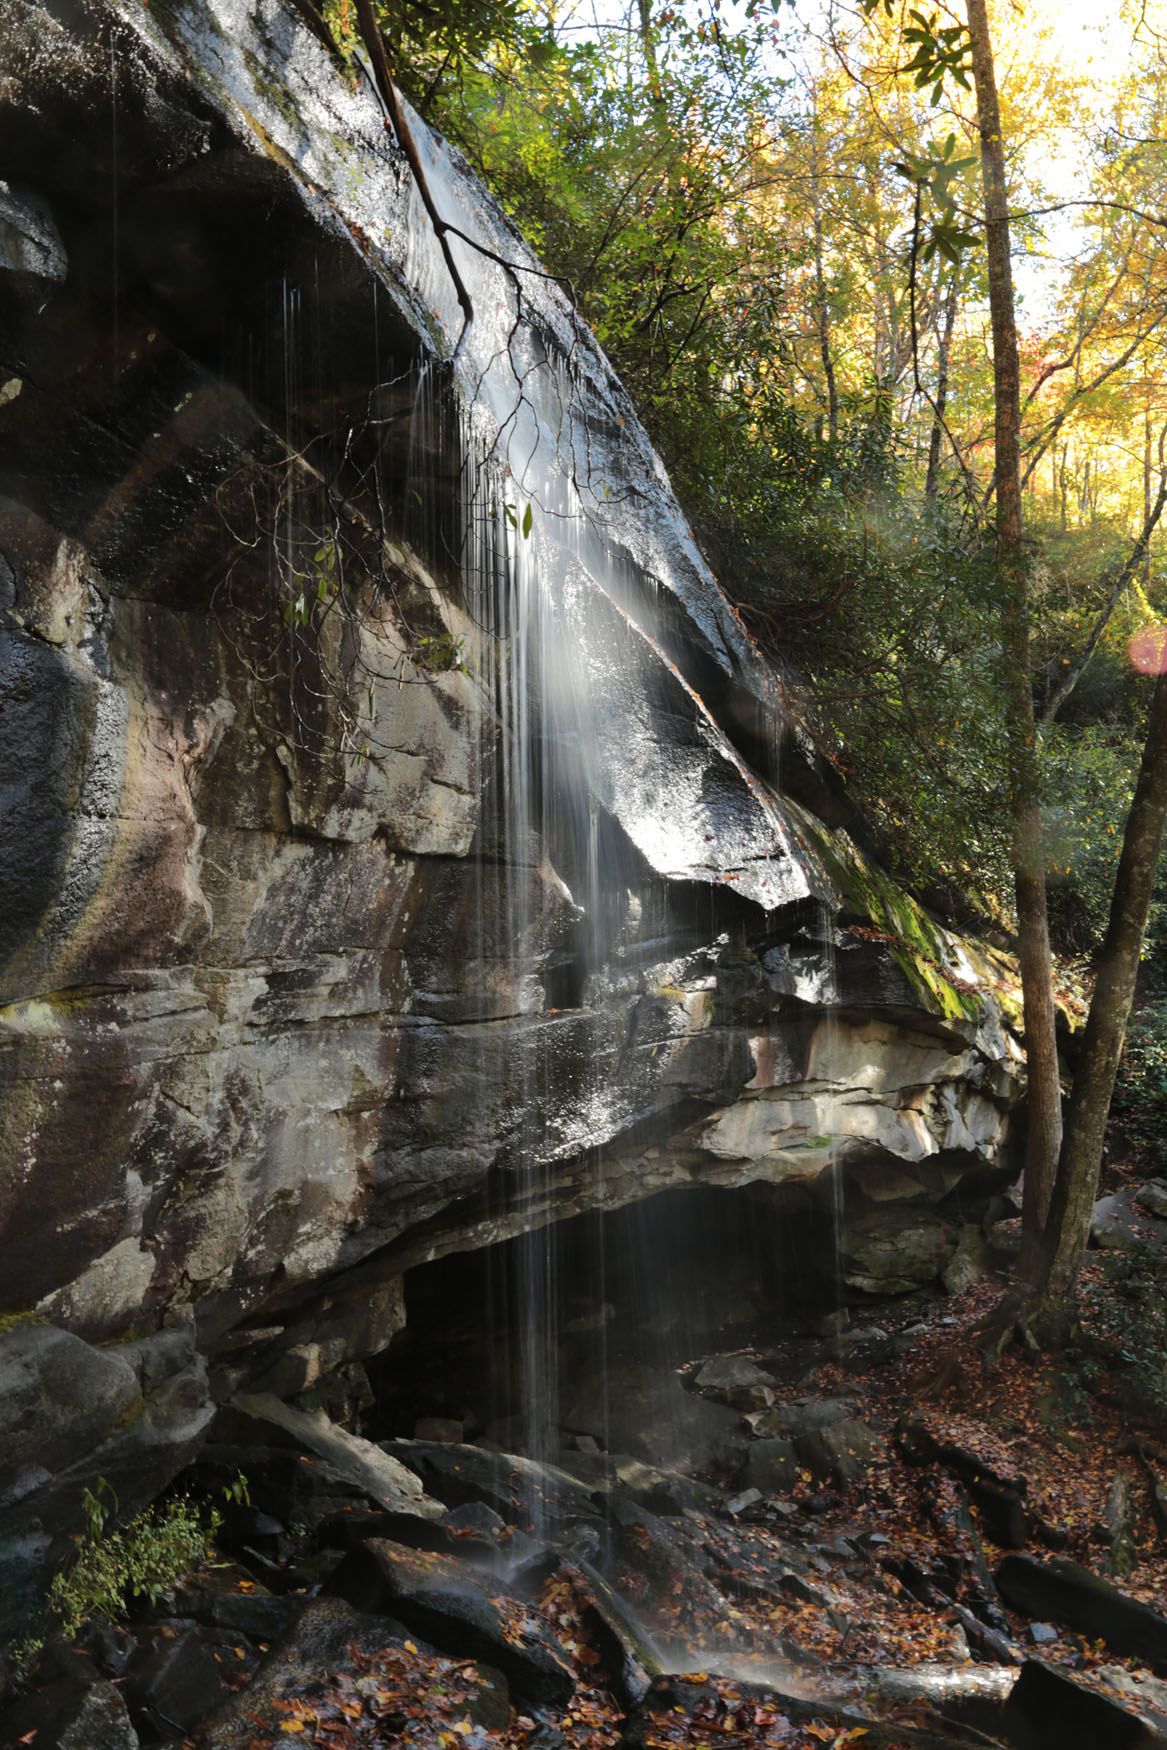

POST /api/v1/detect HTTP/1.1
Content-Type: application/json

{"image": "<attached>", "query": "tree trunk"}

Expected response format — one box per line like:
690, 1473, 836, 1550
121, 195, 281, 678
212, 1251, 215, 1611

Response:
810, 120, 839, 447
1060, 444, 1068, 531
637, 0, 664, 105
1145, 401, 1154, 589
1036, 667, 1167, 1324
925, 275, 959, 500
964, 0, 1063, 1249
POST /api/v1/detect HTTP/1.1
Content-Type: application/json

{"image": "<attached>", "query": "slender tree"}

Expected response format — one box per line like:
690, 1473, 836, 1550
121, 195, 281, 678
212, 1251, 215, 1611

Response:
1035, 663, 1167, 1327
963, 0, 1064, 1255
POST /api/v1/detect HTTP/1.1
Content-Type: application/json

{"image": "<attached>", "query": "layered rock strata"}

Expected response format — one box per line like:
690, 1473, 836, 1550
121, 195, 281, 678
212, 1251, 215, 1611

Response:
0, 0, 1023, 1625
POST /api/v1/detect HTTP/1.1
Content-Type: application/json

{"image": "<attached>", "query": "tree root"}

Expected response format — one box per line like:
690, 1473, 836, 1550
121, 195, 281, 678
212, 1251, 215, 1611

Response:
976, 1289, 1043, 1367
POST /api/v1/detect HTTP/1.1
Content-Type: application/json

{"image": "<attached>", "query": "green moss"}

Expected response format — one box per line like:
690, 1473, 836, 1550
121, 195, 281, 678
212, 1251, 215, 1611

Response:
785, 799, 1014, 1026
0, 1308, 46, 1336
242, 46, 309, 135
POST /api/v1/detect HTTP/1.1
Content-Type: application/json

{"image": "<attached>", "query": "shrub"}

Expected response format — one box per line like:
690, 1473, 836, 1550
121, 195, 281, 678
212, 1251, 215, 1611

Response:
8, 1472, 245, 1681
1111, 997, 1167, 1164
1089, 1250, 1167, 1423
45, 1480, 220, 1637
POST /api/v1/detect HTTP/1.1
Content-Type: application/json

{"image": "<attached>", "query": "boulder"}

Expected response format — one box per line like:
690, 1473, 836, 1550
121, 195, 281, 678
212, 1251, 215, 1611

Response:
1099, 1668, 1167, 1724
0, 179, 67, 286
125, 1627, 231, 1736
576, 1558, 663, 1707
997, 1555, 1167, 1672
214, 1397, 441, 1521
1092, 1190, 1167, 1257
327, 1538, 576, 1707
942, 1224, 991, 1294
414, 1416, 465, 1444
1002, 1659, 1167, 1750
899, 1415, 1030, 1547
0, 1679, 139, 1750
381, 1440, 604, 1543
795, 1417, 882, 1486
619, 1671, 972, 1749
844, 1211, 958, 1295
692, 1353, 775, 1411
198, 1596, 510, 1747
561, 1363, 745, 1474
1136, 1180, 1167, 1220
744, 1439, 799, 1495
753, 1398, 855, 1439
555, 1451, 723, 1517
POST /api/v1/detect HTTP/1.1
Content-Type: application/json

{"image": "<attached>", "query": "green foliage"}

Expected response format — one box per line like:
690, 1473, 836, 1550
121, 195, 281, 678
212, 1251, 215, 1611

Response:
46, 1480, 219, 1637
1041, 721, 1140, 949
285, 535, 340, 630
1092, 1249, 1167, 1420
857, 1, 973, 105
1112, 997, 1167, 1157
9, 1470, 245, 1682
500, 500, 534, 540
411, 629, 466, 674
894, 134, 981, 264
323, 0, 552, 116
720, 478, 1017, 905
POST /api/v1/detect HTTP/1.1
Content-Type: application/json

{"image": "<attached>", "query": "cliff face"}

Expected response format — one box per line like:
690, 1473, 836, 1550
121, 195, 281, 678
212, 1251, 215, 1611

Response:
0, 0, 1022, 1623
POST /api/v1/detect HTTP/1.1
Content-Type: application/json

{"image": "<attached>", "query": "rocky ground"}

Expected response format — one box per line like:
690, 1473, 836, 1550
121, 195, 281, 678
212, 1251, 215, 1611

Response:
5, 1185, 1167, 1750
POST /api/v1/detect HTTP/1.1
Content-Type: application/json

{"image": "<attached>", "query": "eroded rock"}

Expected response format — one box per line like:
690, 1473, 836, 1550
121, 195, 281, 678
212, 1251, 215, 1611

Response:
1003, 1658, 1167, 1750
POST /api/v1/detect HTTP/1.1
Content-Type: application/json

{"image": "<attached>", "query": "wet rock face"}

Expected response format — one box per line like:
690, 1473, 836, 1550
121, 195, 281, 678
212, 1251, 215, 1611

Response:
1, 0, 1023, 1613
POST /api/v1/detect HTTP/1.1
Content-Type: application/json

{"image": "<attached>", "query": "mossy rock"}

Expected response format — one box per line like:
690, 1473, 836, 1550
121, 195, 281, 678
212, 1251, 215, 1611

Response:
783, 799, 1022, 1029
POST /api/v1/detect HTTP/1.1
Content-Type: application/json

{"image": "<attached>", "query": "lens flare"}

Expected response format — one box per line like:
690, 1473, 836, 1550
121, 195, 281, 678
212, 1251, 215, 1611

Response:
1127, 625, 1167, 675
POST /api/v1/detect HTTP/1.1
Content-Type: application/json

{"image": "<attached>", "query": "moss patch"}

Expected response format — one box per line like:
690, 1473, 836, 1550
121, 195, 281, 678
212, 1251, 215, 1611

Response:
784, 799, 1021, 1027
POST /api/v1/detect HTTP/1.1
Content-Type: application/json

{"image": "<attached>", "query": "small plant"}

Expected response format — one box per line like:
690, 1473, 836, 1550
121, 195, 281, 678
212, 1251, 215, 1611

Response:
8, 1470, 243, 1683
46, 1479, 220, 1637
285, 536, 341, 629
491, 499, 535, 539
412, 629, 466, 674
222, 1470, 251, 1508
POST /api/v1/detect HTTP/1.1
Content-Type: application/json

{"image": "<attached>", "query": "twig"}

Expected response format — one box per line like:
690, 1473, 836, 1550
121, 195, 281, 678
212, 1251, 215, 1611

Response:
353, 0, 475, 358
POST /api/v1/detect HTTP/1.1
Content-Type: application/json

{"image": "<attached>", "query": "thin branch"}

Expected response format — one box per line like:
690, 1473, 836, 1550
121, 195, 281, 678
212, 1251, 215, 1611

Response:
353, 0, 475, 357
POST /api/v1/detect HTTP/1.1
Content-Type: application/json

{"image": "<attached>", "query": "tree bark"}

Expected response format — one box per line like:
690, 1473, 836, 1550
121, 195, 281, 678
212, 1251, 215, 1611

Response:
1036, 666, 1167, 1322
964, 0, 1063, 1247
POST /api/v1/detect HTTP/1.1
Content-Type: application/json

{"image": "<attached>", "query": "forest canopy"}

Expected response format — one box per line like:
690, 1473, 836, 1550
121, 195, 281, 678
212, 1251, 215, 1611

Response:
340, 0, 1167, 961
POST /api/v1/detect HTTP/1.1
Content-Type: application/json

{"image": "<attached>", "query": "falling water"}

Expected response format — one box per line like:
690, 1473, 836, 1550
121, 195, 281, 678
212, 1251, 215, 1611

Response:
148, 0, 837, 1530
384, 96, 838, 1518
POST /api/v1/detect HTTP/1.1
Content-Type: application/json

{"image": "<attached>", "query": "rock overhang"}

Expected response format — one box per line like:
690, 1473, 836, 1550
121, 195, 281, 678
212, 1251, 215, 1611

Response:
0, 0, 1031, 1615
